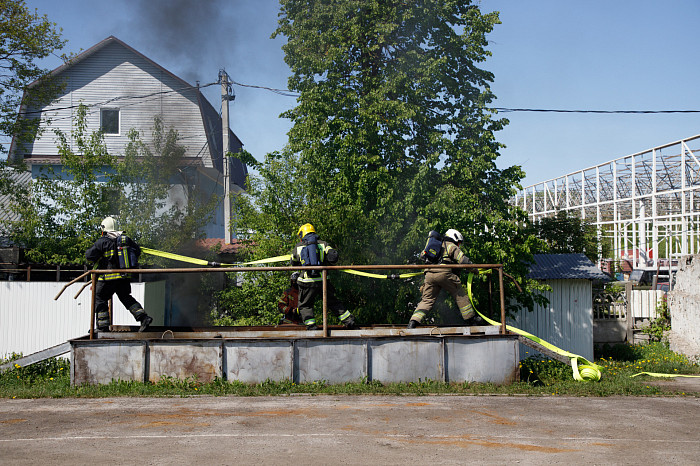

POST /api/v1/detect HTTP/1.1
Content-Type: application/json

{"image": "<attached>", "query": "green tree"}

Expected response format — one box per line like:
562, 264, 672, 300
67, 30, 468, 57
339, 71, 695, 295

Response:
117, 116, 219, 252
8, 105, 118, 264
0, 0, 68, 158
528, 211, 605, 262
218, 1, 544, 326
6, 105, 218, 265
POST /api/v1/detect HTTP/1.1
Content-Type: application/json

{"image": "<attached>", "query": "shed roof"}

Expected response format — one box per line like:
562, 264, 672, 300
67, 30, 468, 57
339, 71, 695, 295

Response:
528, 253, 610, 281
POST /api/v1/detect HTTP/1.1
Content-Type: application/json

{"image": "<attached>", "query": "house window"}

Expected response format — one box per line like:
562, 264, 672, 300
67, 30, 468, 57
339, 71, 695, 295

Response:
101, 186, 120, 216
100, 108, 120, 135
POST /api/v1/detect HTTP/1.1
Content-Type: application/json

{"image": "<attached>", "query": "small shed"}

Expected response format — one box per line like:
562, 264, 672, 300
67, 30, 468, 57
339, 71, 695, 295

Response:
510, 253, 609, 362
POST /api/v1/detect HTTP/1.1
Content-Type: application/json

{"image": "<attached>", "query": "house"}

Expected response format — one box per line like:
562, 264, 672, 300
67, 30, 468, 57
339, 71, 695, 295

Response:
510, 253, 610, 361
9, 35, 247, 240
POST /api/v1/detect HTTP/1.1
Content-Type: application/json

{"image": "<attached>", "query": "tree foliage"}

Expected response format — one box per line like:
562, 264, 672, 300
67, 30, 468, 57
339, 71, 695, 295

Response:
217, 1, 545, 326
0, 0, 68, 157
528, 210, 606, 262
5, 105, 217, 265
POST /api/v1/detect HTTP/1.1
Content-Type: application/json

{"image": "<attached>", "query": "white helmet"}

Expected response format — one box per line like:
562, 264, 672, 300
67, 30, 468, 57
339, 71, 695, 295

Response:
101, 216, 117, 232
444, 229, 464, 243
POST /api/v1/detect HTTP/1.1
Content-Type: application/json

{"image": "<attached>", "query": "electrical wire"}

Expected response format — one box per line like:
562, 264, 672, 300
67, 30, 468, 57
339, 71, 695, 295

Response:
228, 79, 299, 97
17, 81, 219, 117
493, 108, 700, 114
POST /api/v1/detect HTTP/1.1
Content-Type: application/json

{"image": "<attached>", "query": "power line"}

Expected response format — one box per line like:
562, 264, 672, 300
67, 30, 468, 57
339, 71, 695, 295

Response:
228, 79, 299, 97
18, 82, 219, 117
492, 108, 700, 114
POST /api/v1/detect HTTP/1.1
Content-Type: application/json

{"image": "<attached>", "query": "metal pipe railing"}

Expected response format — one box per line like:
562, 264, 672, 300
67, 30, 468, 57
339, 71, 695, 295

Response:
55, 263, 509, 339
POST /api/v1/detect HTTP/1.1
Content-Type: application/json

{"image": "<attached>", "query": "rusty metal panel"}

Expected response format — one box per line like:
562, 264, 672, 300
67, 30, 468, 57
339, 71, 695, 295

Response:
71, 340, 145, 385
295, 339, 366, 383
369, 338, 443, 383
446, 337, 519, 384
225, 340, 293, 383
149, 341, 221, 383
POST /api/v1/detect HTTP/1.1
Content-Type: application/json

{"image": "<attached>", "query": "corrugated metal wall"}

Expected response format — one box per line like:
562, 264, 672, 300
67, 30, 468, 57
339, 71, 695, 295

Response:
0, 281, 158, 358
510, 279, 594, 361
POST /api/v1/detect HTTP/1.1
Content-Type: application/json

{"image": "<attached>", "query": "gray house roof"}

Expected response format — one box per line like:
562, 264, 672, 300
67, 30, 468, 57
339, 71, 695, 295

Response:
11, 36, 247, 187
528, 253, 610, 281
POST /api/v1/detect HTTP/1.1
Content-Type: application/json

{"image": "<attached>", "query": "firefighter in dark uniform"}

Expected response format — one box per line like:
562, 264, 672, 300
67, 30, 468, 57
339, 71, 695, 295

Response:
291, 223, 357, 330
85, 216, 153, 332
407, 228, 475, 328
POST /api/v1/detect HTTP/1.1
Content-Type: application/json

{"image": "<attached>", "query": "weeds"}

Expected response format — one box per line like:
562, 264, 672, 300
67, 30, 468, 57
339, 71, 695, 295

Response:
2, 342, 699, 398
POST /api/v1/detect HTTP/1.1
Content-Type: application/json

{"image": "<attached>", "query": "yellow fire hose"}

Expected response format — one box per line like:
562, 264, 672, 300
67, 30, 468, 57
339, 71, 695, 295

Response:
465, 271, 603, 382
141, 247, 699, 382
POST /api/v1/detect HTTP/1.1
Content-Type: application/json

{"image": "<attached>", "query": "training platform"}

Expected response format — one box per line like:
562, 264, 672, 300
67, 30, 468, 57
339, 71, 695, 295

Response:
69, 324, 520, 386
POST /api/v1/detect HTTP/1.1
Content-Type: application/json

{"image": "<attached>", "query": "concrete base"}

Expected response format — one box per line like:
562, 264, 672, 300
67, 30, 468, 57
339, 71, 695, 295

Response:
70, 326, 520, 386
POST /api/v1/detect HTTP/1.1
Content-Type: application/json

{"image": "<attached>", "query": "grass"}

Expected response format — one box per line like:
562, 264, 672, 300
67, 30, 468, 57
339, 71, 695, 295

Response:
1, 342, 699, 399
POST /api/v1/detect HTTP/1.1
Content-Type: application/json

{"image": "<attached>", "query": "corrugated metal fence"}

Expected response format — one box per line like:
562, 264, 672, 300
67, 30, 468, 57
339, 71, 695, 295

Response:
0, 281, 147, 358
509, 279, 594, 361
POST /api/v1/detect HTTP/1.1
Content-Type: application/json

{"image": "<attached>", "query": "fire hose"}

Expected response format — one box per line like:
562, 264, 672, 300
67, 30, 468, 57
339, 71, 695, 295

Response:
141, 248, 699, 382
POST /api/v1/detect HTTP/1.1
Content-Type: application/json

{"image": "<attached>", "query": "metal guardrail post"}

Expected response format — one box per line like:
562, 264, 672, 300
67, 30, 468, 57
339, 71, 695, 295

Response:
498, 266, 506, 334
89, 272, 97, 340
322, 269, 328, 337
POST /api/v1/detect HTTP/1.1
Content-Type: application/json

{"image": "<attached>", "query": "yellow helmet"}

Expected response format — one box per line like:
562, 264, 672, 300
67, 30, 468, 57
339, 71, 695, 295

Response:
297, 223, 315, 239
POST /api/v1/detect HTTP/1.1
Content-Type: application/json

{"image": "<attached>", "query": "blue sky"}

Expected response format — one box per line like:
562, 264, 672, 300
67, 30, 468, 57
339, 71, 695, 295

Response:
26, 0, 700, 187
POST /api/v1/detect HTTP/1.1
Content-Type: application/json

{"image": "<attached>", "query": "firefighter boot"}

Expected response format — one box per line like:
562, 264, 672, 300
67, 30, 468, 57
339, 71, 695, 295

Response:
407, 320, 419, 329
342, 316, 358, 330
138, 315, 153, 332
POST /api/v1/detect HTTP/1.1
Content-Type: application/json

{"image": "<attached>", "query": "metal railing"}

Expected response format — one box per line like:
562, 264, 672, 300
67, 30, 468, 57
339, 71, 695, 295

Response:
56, 263, 509, 339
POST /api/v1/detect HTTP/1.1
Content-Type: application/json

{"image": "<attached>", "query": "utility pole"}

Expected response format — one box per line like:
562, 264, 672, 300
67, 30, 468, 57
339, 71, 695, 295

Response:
220, 70, 233, 244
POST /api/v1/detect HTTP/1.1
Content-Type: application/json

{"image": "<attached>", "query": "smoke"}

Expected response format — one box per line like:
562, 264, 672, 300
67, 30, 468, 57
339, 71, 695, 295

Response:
124, 0, 243, 85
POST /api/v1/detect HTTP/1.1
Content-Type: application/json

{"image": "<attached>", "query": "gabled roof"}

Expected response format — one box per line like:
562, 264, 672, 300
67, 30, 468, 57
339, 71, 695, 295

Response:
40, 35, 191, 89
17, 36, 246, 185
528, 253, 610, 281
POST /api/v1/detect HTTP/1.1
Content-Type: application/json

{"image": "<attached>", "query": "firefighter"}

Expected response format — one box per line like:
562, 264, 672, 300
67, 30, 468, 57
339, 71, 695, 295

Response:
291, 223, 357, 330
85, 216, 153, 332
407, 228, 475, 328
277, 272, 303, 324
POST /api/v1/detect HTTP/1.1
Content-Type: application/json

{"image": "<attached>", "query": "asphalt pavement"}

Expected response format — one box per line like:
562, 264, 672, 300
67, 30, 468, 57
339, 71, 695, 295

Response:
1, 395, 699, 465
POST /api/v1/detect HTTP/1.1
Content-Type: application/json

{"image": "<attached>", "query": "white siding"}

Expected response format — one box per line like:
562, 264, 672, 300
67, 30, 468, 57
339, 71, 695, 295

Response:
510, 279, 594, 361
0, 281, 151, 358
26, 41, 212, 167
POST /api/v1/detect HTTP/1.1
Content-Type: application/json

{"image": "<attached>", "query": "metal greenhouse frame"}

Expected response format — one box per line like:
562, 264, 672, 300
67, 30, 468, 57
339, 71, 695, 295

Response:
513, 134, 700, 274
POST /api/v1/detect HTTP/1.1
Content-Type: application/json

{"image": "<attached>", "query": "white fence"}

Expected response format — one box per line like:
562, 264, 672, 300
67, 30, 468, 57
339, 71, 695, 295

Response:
594, 289, 665, 321
0, 281, 162, 358
630, 290, 665, 320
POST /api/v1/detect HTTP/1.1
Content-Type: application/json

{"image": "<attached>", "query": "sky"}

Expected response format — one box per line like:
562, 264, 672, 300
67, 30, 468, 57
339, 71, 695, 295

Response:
25, 0, 700, 188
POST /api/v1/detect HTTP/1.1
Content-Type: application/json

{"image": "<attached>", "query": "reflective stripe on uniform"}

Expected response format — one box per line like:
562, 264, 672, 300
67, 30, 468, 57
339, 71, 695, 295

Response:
304, 318, 316, 326
459, 303, 474, 320
294, 243, 331, 282
99, 272, 126, 281
339, 310, 352, 322
98, 247, 125, 280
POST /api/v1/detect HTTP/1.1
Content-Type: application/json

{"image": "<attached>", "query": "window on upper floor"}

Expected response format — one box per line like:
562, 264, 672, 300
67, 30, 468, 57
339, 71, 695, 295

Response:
100, 108, 120, 135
